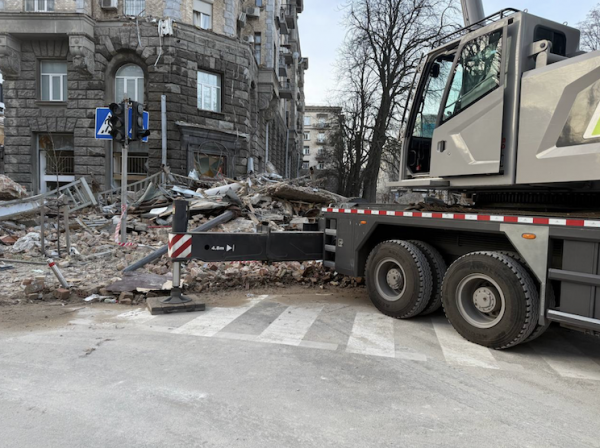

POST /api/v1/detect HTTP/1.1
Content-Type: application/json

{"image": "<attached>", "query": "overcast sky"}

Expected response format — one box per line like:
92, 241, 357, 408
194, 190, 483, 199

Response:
299, 0, 599, 106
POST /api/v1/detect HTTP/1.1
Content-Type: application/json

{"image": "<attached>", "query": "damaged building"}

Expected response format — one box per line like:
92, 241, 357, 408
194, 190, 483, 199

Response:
0, 0, 308, 193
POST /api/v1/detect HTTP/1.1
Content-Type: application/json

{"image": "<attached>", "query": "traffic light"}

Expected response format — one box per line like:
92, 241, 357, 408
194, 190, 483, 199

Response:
108, 102, 126, 143
131, 101, 150, 142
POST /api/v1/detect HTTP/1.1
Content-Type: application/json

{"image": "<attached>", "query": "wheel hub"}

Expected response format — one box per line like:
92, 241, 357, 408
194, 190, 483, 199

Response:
473, 287, 498, 313
386, 268, 404, 290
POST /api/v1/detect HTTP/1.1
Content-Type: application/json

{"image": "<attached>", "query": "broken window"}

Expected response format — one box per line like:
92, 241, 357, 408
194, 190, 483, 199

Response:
193, 152, 227, 178
38, 134, 74, 193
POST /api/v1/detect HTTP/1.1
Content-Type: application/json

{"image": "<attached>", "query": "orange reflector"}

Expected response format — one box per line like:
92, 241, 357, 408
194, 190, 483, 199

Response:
522, 233, 536, 240
360, 221, 367, 225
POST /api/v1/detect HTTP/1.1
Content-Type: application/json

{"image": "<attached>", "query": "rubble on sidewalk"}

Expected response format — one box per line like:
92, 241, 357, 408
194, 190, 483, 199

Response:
0, 169, 362, 307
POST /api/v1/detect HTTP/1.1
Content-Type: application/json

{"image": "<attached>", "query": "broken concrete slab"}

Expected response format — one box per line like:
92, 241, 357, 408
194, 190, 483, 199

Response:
105, 273, 172, 293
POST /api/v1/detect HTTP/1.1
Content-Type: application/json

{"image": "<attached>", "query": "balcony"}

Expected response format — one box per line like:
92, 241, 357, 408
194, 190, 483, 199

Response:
279, 81, 294, 100
278, 57, 288, 77
280, 48, 294, 65
282, 4, 297, 29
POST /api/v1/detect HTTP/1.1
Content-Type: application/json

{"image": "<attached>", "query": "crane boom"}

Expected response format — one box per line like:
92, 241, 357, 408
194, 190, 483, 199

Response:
460, 0, 485, 25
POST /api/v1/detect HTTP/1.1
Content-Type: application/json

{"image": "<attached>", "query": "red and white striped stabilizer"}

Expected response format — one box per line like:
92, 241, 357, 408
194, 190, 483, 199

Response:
168, 234, 193, 259
322, 208, 600, 229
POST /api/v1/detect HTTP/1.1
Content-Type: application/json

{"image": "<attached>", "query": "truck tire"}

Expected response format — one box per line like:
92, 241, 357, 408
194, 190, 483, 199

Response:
409, 240, 447, 315
524, 285, 556, 343
365, 240, 433, 319
497, 251, 556, 343
441, 252, 539, 349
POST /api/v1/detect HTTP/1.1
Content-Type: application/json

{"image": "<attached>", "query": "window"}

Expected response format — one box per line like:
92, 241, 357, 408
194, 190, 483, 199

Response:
303, 146, 310, 155
197, 70, 222, 112
303, 116, 311, 126
317, 114, 327, 127
24, 0, 54, 11
317, 162, 324, 170
443, 29, 503, 123
115, 64, 144, 103
303, 132, 310, 141
318, 148, 325, 156
38, 134, 74, 193
193, 0, 212, 30
317, 133, 326, 143
193, 152, 226, 177
301, 161, 309, 170
412, 52, 455, 139
114, 153, 149, 182
40, 60, 67, 102
123, 0, 145, 16
254, 33, 262, 64
256, 0, 262, 6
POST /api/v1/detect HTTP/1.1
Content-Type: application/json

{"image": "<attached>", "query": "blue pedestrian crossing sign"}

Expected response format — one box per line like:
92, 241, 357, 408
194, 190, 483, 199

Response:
95, 107, 149, 142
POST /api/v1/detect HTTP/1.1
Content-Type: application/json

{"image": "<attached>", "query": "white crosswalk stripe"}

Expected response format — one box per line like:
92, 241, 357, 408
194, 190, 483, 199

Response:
171, 296, 267, 337
346, 312, 395, 358
78, 296, 600, 381
257, 305, 324, 346
433, 319, 500, 370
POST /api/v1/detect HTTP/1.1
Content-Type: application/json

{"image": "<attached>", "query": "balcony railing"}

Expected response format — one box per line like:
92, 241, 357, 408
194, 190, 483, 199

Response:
281, 4, 297, 29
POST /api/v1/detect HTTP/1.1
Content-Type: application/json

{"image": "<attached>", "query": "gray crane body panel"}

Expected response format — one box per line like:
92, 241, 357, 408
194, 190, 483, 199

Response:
391, 10, 593, 191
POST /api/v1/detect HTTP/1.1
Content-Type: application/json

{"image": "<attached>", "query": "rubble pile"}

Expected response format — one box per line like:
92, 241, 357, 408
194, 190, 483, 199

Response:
0, 171, 361, 306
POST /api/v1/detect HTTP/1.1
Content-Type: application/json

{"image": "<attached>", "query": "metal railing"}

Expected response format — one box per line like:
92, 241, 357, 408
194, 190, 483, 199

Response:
98, 171, 161, 205
114, 154, 149, 176
46, 154, 74, 175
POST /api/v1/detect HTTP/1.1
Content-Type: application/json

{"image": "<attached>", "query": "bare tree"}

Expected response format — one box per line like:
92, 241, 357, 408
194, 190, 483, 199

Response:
579, 3, 600, 51
340, 0, 457, 201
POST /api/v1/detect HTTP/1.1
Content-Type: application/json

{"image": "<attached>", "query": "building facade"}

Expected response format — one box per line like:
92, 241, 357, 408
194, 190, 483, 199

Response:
301, 105, 341, 171
0, 0, 307, 193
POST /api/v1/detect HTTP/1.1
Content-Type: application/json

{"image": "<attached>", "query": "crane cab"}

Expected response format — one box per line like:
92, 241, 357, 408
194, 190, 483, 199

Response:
392, 9, 588, 192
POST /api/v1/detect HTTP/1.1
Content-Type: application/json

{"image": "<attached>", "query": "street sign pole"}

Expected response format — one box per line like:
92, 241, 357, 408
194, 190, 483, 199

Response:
121, 100, 130, 244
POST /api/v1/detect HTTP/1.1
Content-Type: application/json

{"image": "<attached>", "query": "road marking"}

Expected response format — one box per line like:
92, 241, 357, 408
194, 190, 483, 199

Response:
257, 305, 324, 346
172, 296, 267, 337
346, 312, 395, 358
433, 320, 500, 369
532, 337, 600, 381
116, 308, 156, 324
215, 332, 339, 351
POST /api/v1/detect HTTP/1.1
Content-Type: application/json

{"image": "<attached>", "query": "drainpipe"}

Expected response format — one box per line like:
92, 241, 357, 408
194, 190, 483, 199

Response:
161, 95, 167, 183
265, 121, 270, 164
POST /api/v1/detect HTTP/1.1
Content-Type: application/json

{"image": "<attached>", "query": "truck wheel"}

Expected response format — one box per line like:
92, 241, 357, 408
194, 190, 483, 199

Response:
409, 240, 447, 315
442, 252, 539, 349
365, 240, 433, 319
497, 251, 556, 343
524, 285, 556, 343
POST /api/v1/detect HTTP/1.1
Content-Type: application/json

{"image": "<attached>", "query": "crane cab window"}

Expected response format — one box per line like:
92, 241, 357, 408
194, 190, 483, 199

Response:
406, 49, 456, 174
443, 29, 503, 123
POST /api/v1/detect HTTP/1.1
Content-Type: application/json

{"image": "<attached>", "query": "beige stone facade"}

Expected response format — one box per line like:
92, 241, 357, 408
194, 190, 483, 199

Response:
302, 105, 342, 172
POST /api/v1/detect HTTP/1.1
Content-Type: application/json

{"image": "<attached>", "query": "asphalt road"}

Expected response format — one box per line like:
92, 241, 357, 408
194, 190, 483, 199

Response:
1, 288, 600, 448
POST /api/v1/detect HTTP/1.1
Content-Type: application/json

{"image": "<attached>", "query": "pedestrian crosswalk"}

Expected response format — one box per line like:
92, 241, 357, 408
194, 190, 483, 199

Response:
102, 295, 600, 381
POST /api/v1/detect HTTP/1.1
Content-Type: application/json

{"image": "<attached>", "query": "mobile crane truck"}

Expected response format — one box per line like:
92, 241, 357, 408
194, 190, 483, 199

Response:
171, 0, 600, 349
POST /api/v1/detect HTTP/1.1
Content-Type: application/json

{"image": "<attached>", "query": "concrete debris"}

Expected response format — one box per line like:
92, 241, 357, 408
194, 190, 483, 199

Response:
0, 175, 28, 200
0, 169, 358, 307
